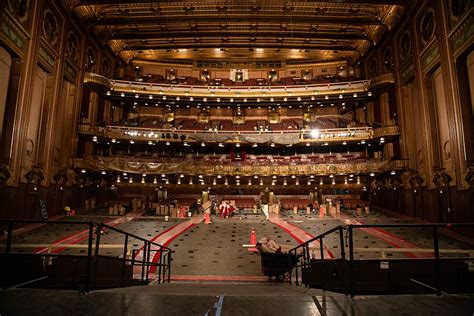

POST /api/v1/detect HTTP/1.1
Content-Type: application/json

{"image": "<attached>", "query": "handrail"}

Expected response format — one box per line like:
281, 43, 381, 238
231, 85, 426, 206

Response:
0, 219, 173, 291
108, 77, 370, 97
287, 222, 474, 296
100, 222, 173, 252
288, 225, 343, 253
80, 124, 374, 137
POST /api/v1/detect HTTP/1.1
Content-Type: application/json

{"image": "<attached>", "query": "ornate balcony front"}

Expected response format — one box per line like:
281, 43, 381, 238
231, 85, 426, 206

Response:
73, 156, 407, 177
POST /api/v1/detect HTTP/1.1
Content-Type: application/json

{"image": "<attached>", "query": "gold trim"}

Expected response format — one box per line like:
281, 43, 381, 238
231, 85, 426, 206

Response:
368, 73, 395, 89
373, 125, 399, 138
78, 124, 383, 144
74, 157, 407, 176
84, 72, 112, 90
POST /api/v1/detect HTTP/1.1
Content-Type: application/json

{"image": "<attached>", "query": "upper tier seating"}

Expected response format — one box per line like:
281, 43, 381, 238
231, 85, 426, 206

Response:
119, 74, 360, 87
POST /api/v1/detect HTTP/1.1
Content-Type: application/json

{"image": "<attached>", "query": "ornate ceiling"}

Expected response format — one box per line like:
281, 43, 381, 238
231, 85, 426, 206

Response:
65, 0, 407, 66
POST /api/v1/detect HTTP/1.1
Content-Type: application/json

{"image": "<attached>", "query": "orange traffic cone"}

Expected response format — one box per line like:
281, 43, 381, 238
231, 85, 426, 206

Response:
248, 227, 257, 252
204, 212, 211, 224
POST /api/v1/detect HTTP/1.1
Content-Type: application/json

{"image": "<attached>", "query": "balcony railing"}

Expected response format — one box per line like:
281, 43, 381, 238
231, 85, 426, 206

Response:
85, 72, 370, 98
73, 156, 407, 177
79, 124, 398, 145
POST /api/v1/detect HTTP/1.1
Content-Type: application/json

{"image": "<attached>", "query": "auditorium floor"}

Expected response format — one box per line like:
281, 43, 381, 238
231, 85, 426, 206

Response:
1, 209, 473, 314
1, 283, 473, 315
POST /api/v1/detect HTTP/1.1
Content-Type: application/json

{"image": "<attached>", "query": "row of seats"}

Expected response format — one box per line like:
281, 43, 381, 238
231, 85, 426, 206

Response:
107, 153, 368, 165
115, 117, 363, 131
119, 74, 360, 87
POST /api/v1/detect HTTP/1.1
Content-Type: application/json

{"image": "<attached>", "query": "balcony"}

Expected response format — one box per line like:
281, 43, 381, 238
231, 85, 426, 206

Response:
78, 124, 398, 145
84, 72, 370, 99
73, 156, 406, 177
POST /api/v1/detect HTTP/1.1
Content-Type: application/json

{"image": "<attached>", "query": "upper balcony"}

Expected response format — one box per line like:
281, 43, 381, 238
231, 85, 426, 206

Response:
84, 72, 371, 99
79, 124, 399, 146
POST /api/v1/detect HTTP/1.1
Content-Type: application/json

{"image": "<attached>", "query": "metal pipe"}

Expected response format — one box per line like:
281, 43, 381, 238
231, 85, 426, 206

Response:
433, 226, 441, 296
6, 222, 13, 254
86, 222, 94, 292
348, 225, 354, 297
121, 235, 129, 287
320, 238, 325, 291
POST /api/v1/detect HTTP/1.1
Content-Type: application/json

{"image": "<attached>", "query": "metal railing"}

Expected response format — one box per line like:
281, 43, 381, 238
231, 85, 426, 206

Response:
288, 223, 474, 296
0, 219, 173, 292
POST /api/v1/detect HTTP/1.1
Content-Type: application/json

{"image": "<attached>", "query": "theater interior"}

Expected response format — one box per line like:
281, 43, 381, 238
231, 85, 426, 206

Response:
0, 0, 473, 314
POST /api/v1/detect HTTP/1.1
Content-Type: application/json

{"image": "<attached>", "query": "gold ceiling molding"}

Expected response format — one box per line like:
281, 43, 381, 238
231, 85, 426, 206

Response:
74, 157, 407, 176
65, 1, 407, 65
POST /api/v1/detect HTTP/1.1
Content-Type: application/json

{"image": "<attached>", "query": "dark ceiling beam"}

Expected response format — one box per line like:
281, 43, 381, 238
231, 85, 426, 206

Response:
304, 0, 406, 4
91, 15, 382, 26
104, 31, 369, 41
76, 0, 406, 6
119, 43, 359, 51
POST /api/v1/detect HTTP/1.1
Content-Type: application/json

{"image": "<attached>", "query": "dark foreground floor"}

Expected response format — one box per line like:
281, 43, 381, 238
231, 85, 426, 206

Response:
1, 283, 473, 316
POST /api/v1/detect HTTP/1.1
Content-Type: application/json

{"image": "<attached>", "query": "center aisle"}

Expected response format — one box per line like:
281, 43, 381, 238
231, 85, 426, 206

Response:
150, 214, 303, 282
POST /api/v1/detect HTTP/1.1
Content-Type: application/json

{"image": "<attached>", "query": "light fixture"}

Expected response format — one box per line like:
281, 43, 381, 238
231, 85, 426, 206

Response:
390, 170, 396, 175
218, 143, 224, 147
101, 171, 106, 175
370, 172, 375, 177
81, 169, 86, 173
310, 129, 320, 138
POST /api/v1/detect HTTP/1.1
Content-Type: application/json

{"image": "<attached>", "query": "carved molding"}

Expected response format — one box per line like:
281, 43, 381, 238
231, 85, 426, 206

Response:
73, 156, 407, 177
0, 163, 11, 185
24, 165, 44, 185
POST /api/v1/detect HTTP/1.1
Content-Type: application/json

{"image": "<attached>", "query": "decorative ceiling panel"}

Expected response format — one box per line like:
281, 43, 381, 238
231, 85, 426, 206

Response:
66, 0, 407, 65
